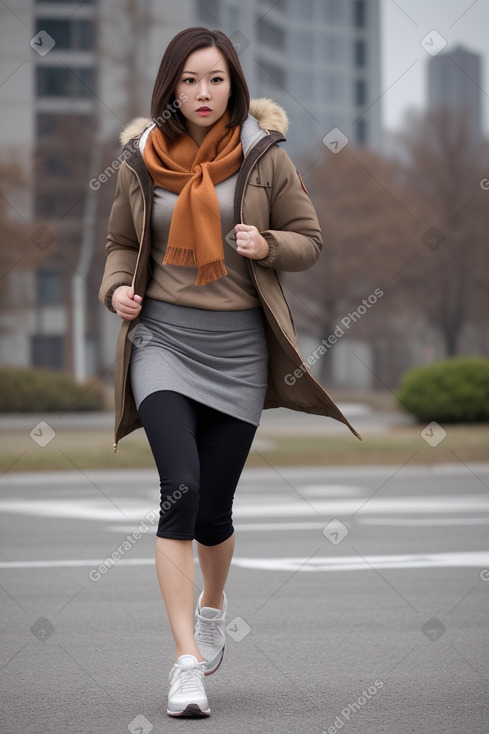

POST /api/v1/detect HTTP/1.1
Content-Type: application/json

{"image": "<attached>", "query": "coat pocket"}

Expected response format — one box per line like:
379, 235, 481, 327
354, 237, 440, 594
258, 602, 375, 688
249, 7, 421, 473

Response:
246, 179, 272, 228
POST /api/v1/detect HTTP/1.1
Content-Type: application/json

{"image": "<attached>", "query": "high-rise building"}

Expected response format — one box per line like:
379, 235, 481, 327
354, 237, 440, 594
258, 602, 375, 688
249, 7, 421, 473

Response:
194, 0, 382, 153
0, 0, 382, 375
427, 44, 482, 144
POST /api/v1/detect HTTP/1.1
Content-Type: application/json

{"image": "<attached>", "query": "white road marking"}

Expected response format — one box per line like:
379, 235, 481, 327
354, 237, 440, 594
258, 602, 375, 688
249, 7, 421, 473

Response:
230, 551, 489, 572
0, 558, 154, 569
1, 463, 487, 487
0, 550, 488, 572
356, 518, 489, 526
233, 496, 489, 517
300, 485, 365, 496
104, 517, 489, 534
1, 494, 489, 521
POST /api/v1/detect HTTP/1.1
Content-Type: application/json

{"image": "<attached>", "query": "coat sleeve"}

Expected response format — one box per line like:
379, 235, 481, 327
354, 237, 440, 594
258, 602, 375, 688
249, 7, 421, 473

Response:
98, 163, 140, 312
257, 146, 323, 272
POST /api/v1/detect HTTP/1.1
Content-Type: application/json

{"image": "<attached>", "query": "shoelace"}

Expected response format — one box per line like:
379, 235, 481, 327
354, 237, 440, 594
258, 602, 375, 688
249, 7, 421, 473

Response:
176, 664, 206, 693
195, 616, 217, 645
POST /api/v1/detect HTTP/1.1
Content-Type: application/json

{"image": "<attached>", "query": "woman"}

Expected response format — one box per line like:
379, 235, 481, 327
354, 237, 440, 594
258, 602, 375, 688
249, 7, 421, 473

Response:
99, 27, 359, 719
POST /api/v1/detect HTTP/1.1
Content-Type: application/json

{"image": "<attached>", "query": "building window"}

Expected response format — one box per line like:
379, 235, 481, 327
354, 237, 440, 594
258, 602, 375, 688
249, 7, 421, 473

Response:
296, 70, 314, 104
355, 118, 367, 145
324, 74, 344, 104
41, 154, 70, 176
31, 336, 65, 370
354, 39, 366, 67
36, 113, 91, 139
37, 270, 64, 306
36, 67, 95, 97
355, 78, 367, 106
354, 0, 367, 28
256, 17, 286, 51
322, 35, 343, 65
35, 190, 83, 218
35, 19, 95, 50
297, 30, 314, 58
323, 0, 343, 23
256, 58, 286, 88
301, 0, 314, 20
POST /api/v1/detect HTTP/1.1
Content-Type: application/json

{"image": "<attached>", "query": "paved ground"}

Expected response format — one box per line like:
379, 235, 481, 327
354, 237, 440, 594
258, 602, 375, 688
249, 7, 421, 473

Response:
1, 463, 489, 733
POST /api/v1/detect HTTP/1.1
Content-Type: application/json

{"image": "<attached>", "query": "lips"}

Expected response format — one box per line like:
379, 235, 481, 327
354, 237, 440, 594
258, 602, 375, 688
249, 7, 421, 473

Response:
196, 107, 212, 112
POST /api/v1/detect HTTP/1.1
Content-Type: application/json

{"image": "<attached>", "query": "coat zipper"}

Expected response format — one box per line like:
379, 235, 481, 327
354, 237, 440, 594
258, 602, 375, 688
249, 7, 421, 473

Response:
240, 146, 301, 355
113, 161, 147, 453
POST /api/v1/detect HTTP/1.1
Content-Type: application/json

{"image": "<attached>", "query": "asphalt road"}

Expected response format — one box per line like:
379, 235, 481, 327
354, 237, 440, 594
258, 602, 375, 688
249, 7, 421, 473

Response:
1, 462, 489, 734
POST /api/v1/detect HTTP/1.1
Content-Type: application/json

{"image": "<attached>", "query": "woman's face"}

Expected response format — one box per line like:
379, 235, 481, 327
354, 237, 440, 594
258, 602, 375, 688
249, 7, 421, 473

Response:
175, 46, 231, 143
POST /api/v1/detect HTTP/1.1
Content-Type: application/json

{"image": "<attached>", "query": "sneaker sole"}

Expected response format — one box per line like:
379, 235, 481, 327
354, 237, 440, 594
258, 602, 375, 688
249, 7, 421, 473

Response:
167, 703, 211, 718
204, 646, 225, 676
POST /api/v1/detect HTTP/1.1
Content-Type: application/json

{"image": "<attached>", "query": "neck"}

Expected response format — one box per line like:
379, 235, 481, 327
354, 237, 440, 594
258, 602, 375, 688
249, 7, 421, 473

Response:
185, 121, 207, 146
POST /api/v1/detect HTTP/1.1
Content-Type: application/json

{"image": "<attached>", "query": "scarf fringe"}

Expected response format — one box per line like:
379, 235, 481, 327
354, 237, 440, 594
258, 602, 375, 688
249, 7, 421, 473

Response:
195, 260, 228, 286
163, 246, 196, 268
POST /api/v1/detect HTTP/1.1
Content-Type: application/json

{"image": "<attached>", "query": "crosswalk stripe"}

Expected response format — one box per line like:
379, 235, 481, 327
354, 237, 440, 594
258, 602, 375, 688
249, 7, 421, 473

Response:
1, 550, 488, 572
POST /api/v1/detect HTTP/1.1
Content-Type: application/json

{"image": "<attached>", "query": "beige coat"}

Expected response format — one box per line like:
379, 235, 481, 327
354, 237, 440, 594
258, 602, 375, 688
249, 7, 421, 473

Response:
99, 98, 360, 449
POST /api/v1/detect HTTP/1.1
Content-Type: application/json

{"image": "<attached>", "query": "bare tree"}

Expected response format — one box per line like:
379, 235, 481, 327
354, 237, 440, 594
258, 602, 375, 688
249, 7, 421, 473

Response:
283, 110, 489, 389
0, 156, 48, 330
283, 144, 416, 381
397, 109, 489, 356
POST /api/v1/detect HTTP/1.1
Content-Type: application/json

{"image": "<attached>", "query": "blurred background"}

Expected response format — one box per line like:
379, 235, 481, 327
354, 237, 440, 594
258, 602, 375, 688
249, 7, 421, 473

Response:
0, 0, 488, 401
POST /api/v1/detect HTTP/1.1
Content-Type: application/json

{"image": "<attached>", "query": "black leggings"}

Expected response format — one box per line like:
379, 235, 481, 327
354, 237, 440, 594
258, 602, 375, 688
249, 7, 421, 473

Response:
137, 390, 257, 545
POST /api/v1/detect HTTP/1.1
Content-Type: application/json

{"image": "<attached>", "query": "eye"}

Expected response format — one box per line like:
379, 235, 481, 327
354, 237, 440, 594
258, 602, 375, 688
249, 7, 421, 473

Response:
211, 76, 224, 83
182, 77, 196, 84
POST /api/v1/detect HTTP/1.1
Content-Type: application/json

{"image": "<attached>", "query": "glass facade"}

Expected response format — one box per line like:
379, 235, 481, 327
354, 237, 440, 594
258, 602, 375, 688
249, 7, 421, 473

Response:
36, 67, 95, 97
35, 19, 95, 50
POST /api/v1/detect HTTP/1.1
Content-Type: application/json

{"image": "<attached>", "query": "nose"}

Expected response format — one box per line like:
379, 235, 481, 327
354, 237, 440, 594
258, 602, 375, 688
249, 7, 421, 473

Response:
196, 80, 211, 99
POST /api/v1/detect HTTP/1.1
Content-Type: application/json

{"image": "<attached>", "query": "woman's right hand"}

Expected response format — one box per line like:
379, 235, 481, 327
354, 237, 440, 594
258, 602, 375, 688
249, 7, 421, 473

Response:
112, 286, 143, 320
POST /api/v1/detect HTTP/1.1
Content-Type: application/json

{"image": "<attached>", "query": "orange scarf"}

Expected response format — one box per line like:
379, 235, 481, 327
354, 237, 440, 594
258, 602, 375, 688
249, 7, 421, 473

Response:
143, 111, 243, 285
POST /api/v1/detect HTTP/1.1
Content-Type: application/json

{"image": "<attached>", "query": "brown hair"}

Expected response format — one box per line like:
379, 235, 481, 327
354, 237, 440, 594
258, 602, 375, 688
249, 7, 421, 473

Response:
151, 27, 250, 140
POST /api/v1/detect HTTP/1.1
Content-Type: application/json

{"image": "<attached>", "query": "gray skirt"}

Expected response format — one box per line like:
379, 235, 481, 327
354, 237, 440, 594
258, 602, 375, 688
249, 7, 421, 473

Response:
129, 298, 268, 426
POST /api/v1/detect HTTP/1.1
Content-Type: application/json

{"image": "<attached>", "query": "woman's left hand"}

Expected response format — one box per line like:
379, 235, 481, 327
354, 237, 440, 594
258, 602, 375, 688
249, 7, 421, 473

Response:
234, 224, 269, 260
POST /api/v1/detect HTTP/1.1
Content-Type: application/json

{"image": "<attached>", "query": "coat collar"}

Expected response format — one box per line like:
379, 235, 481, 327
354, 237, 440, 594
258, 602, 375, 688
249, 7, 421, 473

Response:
119, 97, 289, 147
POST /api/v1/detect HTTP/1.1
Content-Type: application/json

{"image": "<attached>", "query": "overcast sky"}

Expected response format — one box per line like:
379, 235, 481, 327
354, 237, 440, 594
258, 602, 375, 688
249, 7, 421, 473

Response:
380, 0, 488, 132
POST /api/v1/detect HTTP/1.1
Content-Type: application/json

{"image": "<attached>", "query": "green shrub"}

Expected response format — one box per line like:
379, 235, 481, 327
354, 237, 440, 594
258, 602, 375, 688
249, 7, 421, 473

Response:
0, 366, 106, 413
397, 357, 489, 424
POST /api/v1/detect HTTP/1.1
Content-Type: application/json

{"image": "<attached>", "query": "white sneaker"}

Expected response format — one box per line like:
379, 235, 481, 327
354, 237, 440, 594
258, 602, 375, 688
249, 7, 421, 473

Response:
194, 592, 227, 675
167, 654, 210, 717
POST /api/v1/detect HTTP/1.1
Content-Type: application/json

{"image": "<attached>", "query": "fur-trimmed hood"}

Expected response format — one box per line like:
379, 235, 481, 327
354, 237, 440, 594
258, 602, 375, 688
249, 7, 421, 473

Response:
119, 97, 288, 147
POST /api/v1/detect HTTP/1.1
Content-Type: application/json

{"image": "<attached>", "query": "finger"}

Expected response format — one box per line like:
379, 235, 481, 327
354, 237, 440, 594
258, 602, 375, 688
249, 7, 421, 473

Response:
120, 294, 141, 307
118, 307, 139, 320
118, 301, 141, 315
237, 231, 253, 246
235, 223, 254, 232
